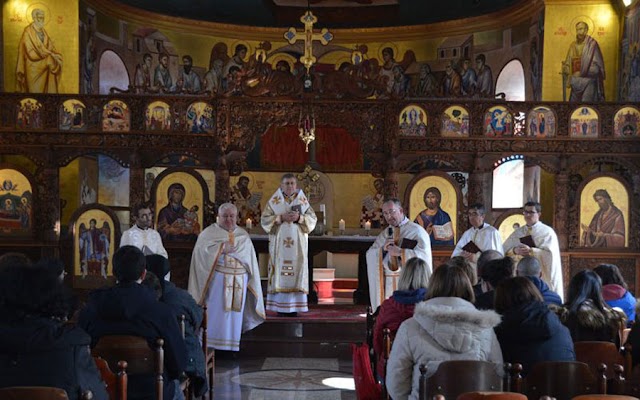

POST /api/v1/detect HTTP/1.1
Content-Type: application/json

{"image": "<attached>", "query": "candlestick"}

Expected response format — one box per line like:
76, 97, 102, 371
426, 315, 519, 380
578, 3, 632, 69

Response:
246, 218, 252, 231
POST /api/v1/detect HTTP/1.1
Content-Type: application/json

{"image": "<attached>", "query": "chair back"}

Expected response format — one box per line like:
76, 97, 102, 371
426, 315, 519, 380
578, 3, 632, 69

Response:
574, 341, 629, 379
94, 357, 128, 400
418, 360, 504, 400
457, 391, 528, 400
91, 335, 164, 400
201, 304, 214, 400
572, 395, 640, 400
0, 386, 69, 400
518, 361, 607, 400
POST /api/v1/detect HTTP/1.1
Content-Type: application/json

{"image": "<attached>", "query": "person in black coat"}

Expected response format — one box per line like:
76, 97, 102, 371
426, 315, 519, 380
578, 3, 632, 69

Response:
475, 257, 514, 310
494, 277, 575, 376
78, 246, 187, 400
516, 256, 563, 306
0, 257, 108, 400
144, 255, 207, 397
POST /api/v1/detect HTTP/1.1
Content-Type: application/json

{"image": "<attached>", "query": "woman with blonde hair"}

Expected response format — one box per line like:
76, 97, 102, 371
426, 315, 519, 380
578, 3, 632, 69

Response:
386, 264, 503, 399
373, 257, 429, 380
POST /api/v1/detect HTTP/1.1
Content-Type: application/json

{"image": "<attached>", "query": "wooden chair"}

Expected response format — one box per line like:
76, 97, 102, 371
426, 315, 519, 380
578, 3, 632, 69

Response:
0, 386, 94, 400
457, 391, 528, 400
201, 304, 215, 400
573, 395, 640, 400
93, 357, 128, 400
417, 360, 507, 400
511, 361, 607, 400
91, 335, 164, 400
575, 341, 632, 380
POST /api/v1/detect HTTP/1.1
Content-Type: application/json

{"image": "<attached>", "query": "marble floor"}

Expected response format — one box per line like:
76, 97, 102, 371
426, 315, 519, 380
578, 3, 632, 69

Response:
213, 356, 357, 399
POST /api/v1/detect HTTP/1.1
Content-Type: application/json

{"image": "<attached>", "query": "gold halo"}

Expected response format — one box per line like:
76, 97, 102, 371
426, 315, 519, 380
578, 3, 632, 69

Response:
268, 53, 296, 71
234, 172, 256, 191
229, 40, 253, 61
26, 3, 52, 27
377, 43, 399, 62
569, 15, 596, 36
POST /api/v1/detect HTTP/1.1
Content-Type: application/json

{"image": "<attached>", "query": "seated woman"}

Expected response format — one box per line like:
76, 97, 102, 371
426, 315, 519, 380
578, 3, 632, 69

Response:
593, 263, 636, 325
0, 258, 108, 400
556, 270, 626, 343
494, 277, 575, 375
386, 264, 503, 400
373, 257, 429, 380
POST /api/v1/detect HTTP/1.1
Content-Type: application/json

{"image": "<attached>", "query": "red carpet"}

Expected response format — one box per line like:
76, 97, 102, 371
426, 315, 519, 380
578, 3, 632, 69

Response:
265, 304, 368, 322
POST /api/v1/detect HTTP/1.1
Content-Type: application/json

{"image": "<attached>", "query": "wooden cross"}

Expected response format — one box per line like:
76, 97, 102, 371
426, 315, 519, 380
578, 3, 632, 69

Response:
284, 10, 333, 73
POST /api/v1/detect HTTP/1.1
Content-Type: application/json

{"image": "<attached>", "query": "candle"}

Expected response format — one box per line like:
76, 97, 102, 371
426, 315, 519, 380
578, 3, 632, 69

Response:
364, 220, 371, 231
246, 218, 252, 230
319, 204, 326, 213
339, 219, 345, 231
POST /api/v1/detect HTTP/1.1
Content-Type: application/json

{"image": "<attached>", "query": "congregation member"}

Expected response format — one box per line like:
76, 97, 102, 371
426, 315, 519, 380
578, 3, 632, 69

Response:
446, 256, 477, 287
474, 257, 515, 310
120, 202, 170, 279
145, 255, 207, 397
503, 201, 563, 301
473, 249, 503, 296
593, 263, 636, 324
494, 277, 575, 376
366, 198, 431, 310
188, 203, 265, 351
516, 256, 563, 306
385, 264, 502, 400
261, 174, 317, 316
78, 246, 187, 400
372, 257, 429, 380
556, 270, 626, 343
0, 258, 108, 400
451, 203, 504, 269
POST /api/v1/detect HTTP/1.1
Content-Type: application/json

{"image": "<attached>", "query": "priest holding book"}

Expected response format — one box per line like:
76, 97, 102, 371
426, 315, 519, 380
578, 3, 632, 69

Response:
451, 203, 503, 269
366, 199, 432, 310
503, 201, 563, 301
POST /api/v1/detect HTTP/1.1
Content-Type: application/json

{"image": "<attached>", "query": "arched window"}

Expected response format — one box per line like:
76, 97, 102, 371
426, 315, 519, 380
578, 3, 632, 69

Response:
98, 50, 129, 94
495, 59, 525, 101
492, 155, 524, 208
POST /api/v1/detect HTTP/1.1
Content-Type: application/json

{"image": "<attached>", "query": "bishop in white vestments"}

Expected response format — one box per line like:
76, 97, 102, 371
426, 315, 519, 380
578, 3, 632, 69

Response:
188, 203, 265, 351
366, 199, 432, 310
261, 174, 317, 315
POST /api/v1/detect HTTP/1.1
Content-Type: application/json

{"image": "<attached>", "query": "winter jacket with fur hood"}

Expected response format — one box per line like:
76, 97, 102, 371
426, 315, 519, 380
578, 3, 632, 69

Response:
554, 299, 626, 344
386, 297, 504, 400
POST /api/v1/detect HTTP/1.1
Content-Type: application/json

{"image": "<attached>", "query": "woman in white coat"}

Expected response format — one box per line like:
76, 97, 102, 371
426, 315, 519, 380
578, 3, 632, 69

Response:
386, 264, 503, 400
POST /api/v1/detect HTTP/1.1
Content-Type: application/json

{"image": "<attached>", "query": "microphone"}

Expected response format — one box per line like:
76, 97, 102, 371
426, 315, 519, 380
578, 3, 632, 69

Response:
387, 226, 393, 238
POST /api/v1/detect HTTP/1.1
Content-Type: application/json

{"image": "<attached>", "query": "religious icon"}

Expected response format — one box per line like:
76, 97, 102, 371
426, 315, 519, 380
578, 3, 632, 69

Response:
16, 98, 43, 129
59, 99, 87, 131
408, 175, 458, 246
613, 106, 640, 137
579, 177, 629, 248
102, 100, 130, 132
74, 209, 115, 279
186, 101, 214, 134
526, 106, 556, 137
399, 105, 427, 136
484, 106, 513, 136
145, 101, 171, 131
441, 106, 470, 137
569, 106, 598, 137
154, 172, 204, 241
0, 169, 33, 237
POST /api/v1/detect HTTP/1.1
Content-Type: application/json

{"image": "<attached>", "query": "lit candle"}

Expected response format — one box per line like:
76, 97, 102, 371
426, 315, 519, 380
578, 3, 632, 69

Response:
364, 220, 371, 231
339, 219, 345, 232
246, 218, 252, 230
319, 204, 326, 213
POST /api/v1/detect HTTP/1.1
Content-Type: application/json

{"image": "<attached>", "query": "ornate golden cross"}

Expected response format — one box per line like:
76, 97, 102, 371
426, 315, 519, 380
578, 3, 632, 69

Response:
283, 237, 294, 248
284, 10, 333, 73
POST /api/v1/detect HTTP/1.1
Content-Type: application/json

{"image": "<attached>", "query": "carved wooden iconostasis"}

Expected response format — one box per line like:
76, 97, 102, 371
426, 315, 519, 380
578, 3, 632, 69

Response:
0, 0, 639, 292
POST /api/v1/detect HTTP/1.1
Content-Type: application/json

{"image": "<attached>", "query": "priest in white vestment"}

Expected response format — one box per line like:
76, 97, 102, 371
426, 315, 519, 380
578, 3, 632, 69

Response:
261, 174, 317, 315
366, 199, 432, 310
503, 201, 564, 301
188, 203, 265, 351
451, 203, 504, 269
120, 203, 170, 280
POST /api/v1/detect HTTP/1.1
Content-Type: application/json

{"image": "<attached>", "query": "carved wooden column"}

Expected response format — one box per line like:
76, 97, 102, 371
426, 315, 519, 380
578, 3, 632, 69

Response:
468, 154, 485, 208
128, 153, 145, 218
383, 171, 399, 200
554, 158, 570, 250
35, 159, 60, 258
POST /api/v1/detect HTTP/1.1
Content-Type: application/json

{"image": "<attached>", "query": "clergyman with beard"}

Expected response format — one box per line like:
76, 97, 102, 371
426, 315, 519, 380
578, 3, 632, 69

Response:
177, 55, 202, 93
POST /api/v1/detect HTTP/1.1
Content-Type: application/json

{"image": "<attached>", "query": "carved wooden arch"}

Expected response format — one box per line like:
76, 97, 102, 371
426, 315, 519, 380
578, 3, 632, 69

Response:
0, 151, 43, 169
57, 149, 130, 169
571, 172, 636, 250
567, 155, 639, 177
0, 162, 38, 240
63, 203, 122, 289
143, 150, 212, 169
403, 170, 464, 243
399, 154, 467, 173
150, 166, 215, 230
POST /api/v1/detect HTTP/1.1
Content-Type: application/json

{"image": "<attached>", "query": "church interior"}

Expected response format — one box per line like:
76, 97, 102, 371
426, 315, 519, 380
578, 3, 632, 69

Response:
1, 0, 640, 398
